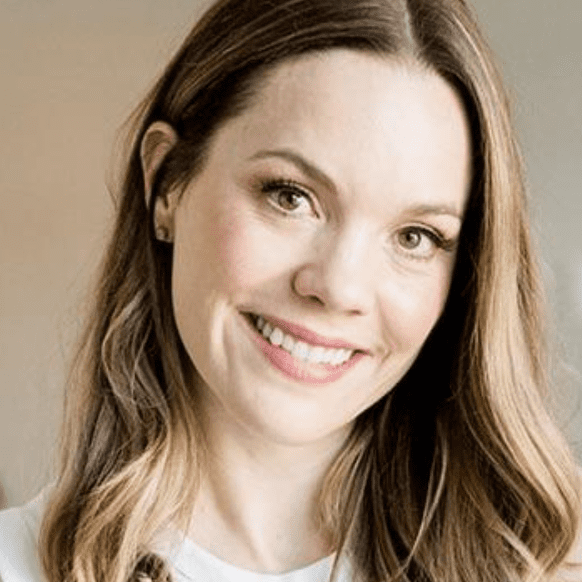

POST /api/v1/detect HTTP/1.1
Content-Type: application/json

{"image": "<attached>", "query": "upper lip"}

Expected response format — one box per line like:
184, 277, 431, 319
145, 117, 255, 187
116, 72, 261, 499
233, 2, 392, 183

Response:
248, 312, 369, 353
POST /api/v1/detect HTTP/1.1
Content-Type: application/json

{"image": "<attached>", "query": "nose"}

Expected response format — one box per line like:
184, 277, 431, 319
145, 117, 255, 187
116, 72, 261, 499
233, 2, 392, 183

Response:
292, 225, 374, 315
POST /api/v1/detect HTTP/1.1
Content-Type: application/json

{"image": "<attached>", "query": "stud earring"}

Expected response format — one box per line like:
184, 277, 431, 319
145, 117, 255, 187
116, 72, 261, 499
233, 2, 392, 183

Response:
155, 225, 171, 242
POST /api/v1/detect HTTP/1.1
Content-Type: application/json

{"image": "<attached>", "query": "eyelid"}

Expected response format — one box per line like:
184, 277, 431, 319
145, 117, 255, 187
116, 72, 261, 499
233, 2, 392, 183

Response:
408, 220, 458, 246
248, 149, 336, 193
393, 224, 458, 261
260, 178, 321, 217
416, 225, 457, 251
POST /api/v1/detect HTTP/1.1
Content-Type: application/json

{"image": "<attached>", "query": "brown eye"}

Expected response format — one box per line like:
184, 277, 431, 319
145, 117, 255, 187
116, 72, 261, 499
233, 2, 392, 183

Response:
276, 189, 305, 211
394, 226, 448, 260
261, 179, 317, 217
398, 229, 423, 249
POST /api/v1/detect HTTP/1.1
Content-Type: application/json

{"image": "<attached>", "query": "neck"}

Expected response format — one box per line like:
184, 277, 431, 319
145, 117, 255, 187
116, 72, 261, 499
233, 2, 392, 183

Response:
187, 388, 349, 573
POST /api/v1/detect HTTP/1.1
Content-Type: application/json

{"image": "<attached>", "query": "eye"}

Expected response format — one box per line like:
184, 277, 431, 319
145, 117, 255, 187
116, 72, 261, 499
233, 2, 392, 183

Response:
274, 189, 308, 212
395, 226, 455, 260
261, 180, 318, 217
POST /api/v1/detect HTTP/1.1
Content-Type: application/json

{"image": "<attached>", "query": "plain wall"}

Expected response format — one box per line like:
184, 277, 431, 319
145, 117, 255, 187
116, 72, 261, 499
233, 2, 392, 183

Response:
1, 0, 581, 507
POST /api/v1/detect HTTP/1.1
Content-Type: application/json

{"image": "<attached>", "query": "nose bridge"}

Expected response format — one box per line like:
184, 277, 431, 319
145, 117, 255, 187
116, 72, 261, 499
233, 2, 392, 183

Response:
295, 221, 375, 314
327, 221, 370, 281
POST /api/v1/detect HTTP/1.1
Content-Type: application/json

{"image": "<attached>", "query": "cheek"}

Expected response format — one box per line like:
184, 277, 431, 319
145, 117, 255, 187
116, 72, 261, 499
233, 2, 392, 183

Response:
210, 205, 300, 296
174, 200, 263, 295
378, 266, 453, 350
216, 214, 264, 292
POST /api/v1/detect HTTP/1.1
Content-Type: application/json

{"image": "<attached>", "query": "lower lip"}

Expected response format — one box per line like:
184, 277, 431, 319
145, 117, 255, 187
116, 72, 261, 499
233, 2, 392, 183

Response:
241, 313, 365, 385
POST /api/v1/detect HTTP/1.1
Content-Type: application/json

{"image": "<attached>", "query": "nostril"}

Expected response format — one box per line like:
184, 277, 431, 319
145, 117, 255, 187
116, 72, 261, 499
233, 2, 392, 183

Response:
307, 295, 325, 306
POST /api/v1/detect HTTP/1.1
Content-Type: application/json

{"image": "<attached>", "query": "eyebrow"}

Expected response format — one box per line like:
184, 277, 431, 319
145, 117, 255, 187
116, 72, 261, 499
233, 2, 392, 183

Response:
249, 149, 463, 220
248, 149, 335, 191
405, 203, 463, 220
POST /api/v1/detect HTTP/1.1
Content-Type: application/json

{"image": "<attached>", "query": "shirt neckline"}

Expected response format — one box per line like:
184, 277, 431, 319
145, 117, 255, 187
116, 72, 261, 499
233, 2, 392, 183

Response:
166, 535, 336, 582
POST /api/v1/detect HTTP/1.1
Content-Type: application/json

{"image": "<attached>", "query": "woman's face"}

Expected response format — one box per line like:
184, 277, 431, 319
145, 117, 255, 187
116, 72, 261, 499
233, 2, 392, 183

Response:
169, 50, 471, 447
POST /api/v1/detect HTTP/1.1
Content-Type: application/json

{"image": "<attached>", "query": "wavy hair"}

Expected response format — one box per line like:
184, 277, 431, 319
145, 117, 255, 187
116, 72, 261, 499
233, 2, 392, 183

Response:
40, 0, 580, 581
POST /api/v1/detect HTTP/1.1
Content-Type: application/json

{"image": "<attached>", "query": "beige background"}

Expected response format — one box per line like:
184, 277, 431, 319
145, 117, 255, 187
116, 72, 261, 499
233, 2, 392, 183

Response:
1, 0, 581, 508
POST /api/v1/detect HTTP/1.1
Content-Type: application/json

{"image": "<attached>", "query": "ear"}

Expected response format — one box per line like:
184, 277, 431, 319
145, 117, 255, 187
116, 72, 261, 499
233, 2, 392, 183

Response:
140, 121, 179, 242
141, 121, 178, 205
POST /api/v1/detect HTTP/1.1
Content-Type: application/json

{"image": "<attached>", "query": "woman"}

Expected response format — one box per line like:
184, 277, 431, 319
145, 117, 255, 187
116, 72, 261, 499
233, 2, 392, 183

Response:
0, 0, 580, 580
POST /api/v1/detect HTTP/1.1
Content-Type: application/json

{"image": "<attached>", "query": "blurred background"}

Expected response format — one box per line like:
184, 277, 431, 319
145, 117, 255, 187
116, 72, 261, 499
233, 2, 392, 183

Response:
1, 0, 581, 507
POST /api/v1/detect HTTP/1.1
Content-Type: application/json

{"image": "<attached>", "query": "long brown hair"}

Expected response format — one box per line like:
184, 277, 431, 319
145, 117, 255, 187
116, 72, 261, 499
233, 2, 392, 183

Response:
40, 1, 580, 581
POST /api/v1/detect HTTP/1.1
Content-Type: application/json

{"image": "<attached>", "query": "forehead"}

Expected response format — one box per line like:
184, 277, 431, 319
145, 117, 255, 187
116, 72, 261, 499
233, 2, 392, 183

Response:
246, 50, 468, 139
215, 50, 472, 214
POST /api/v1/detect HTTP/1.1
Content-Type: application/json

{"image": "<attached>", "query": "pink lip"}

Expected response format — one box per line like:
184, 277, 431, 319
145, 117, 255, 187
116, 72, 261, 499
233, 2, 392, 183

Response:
241, 313, 367, 385
255, 313, 368, 352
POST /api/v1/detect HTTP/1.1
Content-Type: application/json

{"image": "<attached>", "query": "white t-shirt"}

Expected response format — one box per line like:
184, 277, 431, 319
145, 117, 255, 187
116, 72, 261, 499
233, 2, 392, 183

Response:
0, 493, 45, 582
2, 493, 581, 582
0, 493, 350, 582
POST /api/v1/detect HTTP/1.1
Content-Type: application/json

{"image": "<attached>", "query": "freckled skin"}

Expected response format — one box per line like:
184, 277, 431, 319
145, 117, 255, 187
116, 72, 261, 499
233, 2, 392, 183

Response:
171, 50, 472, 448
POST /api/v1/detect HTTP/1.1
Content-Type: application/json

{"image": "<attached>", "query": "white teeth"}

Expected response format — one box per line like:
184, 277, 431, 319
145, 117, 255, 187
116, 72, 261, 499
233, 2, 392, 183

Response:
292, 341, 309, 361
252, 315, 354, 366
281, 333, 295, 352
329, 350, 341, 366
269, 327, 284, 346
309, 346, 326, 363
262, 321, 273, 338
331, 349, 349, 366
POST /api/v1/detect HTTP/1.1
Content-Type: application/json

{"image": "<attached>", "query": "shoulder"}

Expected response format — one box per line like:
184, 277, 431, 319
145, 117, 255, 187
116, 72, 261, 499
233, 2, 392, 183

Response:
0, 491, 47, 582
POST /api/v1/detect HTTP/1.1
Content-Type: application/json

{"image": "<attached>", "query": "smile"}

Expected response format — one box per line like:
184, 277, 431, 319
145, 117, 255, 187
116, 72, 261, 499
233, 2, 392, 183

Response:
243, 312, 367, 385
253, 315, 354, 366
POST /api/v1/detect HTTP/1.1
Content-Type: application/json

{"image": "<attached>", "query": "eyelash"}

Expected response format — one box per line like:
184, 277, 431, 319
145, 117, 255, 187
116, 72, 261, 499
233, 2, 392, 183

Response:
260, 179, 318, 217
395, 226, 457, 260
258, 178, 457, 259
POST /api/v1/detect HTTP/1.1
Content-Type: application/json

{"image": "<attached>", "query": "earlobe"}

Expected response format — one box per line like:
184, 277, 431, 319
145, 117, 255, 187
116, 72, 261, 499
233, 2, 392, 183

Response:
140, 121, 178, 208
153, 192, 180, 243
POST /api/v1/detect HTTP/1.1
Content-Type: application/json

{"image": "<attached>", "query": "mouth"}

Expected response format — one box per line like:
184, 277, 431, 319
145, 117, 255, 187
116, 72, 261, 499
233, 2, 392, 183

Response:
242, 312, 367, 384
